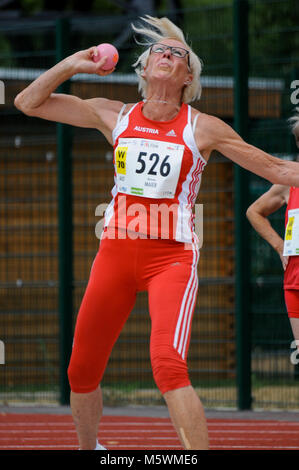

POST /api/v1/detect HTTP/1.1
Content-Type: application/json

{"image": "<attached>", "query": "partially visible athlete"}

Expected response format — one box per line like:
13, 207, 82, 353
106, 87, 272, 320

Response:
15, 16, 299, 450
246, 116, 299, 343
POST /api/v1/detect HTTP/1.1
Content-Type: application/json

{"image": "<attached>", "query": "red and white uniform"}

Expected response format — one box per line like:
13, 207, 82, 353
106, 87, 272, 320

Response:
284, 186, 299, 318
103, 101, 207, 243
68, 102, 206, 394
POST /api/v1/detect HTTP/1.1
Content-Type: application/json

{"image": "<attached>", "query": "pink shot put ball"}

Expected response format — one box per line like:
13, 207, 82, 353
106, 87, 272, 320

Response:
93, 43, 119, 70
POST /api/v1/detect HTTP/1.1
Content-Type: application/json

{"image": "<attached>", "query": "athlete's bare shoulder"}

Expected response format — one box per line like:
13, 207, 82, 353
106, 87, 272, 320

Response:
189, 110, 221, 161
267, 183, 290, 205
194, 111, 222, 129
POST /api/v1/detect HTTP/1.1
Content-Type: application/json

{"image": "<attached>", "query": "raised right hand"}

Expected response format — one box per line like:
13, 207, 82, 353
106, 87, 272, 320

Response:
68, 46, 115, 76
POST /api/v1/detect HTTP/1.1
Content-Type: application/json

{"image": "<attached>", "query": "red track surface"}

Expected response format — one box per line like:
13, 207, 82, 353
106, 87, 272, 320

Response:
0, 414, 299, 450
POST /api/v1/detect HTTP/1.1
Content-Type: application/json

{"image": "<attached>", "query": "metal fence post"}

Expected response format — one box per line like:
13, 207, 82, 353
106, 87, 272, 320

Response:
56, 17, 73, 405
233, 0, 252, 410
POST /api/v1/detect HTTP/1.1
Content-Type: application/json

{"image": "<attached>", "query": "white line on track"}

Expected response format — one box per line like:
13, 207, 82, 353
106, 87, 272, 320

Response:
0, 422, 173, 427
1, 436, 299, 442
0, 436, 179, 441
1, 421, 299, 427
0, 429, 298, 439
0, 429, 299, 435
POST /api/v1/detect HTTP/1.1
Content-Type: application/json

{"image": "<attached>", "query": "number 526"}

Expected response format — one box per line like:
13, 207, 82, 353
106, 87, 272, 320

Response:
136, 151, 171, 177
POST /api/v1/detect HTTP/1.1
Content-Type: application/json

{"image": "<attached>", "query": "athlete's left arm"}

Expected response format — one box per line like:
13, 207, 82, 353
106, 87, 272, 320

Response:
195, 113, 299, 187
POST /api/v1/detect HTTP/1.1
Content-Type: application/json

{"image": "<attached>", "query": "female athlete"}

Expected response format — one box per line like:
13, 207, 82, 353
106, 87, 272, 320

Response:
15, 16, 299, 450
247, 116, 299, 346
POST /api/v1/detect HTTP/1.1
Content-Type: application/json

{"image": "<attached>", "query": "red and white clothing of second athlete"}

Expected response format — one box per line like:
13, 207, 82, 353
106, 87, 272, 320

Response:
68, 102, 207, 394
284, 186, 299, 319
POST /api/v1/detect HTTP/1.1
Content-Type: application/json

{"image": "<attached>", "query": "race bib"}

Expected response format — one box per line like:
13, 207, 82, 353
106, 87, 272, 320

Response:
114, 138, 184, 199
283, 208, 299, 256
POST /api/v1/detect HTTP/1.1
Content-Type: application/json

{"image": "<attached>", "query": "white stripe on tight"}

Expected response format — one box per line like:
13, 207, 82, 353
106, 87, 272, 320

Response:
173, 238, 199, 358
178, 242, 199, 359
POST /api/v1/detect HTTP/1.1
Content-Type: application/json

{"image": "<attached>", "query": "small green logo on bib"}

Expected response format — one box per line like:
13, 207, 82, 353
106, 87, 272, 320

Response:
131, 187, 144, 195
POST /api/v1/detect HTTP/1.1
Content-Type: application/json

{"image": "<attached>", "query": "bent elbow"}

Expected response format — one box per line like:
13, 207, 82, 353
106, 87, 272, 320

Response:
246, 205, 259, 223
14, 93, 24, 111
246, 206, 253, 220
14, 94, 33, 116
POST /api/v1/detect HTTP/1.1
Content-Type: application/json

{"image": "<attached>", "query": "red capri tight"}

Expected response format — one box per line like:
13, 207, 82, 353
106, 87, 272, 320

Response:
284, 289, 299, 318
67, 230, 199, 395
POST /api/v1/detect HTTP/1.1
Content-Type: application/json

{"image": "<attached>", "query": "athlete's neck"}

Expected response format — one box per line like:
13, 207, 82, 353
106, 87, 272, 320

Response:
144, 99, 181, 109
142, 98, 182, 121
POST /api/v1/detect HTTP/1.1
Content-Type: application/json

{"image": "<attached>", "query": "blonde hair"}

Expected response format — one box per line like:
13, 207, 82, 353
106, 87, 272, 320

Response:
131, 15, 203, 104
